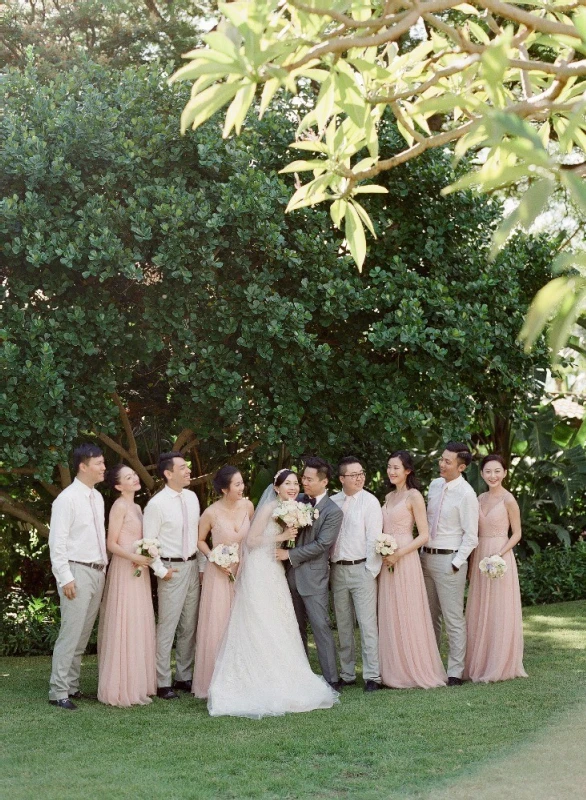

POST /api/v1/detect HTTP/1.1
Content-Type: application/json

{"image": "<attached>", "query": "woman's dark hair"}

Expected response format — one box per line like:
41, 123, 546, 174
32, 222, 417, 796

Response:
157, 451, 184, 481
73, 443, 103, 474
106, 464, 129, 491
480, 454, 507, 471
213, 465, 241, 495
387, 450, 421, 491
445, 441, 473, 467
274, 469, 297, 487
303, 456, 332, 482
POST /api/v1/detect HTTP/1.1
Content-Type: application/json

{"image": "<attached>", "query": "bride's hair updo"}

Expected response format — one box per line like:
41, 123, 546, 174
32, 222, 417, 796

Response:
274, 469, 296, 488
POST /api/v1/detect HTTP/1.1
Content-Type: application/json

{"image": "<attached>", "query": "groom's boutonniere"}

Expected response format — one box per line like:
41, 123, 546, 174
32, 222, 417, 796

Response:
313, 508, 320, 520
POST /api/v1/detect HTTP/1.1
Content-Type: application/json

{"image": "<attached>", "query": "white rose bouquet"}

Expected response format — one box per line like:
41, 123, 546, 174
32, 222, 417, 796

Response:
479, 554, 508, 579
133, 538, 162, 577
208, 543, 240, 581
272, 500, 316, 547
375, 533, 399, 573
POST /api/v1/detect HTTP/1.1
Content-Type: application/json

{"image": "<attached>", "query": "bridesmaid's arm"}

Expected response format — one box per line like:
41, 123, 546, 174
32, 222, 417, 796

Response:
197, 509, 214, 559
498, 494, 522, 556
107, 502, 151, 566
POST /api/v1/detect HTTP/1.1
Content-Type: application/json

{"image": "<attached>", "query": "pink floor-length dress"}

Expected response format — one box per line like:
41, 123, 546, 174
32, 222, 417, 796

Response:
97, 500, 156, 706
378, 497, 447, 689
464, 496, 528, 683
192, 511, 249, 698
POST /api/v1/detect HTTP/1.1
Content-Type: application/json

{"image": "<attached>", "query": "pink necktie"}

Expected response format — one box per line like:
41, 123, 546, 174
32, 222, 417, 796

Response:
429, 484, 448, 540
89, 491, 108, 564
179, 492, 190, 561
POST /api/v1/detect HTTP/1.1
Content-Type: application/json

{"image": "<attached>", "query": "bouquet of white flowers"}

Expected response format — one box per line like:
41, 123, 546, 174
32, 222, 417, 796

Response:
479, 554, 508, 579
208, 543, 240, 581
272, 499, 316, 547
375, 533, 399, 573
133, 538, 162, 577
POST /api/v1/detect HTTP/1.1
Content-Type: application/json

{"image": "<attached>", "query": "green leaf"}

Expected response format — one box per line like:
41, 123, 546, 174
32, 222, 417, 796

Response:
344, 202, 366, 270
491, 178, 554, 257
330, 199, 347, 228
223, 81, 257, 137
519, 276, 573, 350
180, 82, 240, 133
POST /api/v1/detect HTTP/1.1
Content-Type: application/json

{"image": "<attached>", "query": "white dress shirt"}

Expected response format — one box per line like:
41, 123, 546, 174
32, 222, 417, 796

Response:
49, 478, 107, 588
143, 486, 201, 579
426, 476, 479, 569
330, 489, 383, 578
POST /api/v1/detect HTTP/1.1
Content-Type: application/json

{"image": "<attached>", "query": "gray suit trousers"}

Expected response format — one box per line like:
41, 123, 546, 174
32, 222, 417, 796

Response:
287, 566, 338, 684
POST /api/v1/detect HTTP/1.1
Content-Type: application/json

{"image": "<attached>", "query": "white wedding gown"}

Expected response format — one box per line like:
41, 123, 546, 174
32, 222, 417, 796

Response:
207, 503, 338, 719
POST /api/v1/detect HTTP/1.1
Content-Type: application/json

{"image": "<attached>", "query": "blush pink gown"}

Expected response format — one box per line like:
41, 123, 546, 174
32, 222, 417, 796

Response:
192, 510, 250, 698
464, 495, 527, 683
378, 496, 447, 689
97, 500, 156, 706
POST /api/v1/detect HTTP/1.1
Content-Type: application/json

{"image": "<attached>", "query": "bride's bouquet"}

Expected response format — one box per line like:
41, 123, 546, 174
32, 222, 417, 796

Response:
208, 543, 240, 581
479, 554, 507, 579
272, 500, 316, 547
375, 533, 399, 573
133, 538, 162, 577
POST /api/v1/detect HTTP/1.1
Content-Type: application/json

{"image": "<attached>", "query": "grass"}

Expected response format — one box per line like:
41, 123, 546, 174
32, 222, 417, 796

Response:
1, 601, 585, 800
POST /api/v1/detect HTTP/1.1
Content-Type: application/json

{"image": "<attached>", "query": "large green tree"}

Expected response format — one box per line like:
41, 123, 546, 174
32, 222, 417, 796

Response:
1, 0, 213, 76
1, 60, 552, 539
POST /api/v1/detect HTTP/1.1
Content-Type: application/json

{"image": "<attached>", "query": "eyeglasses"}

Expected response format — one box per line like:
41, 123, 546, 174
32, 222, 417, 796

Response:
341, 472, 365, 479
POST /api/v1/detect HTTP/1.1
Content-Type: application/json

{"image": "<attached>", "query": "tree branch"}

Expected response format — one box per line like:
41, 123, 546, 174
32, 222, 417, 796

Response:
95, 432, 155, 491
0, 492, 50, 537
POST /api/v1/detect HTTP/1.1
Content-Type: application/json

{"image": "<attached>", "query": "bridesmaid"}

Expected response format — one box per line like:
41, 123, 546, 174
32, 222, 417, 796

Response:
379, 451, 447, 689
97, 465, 156, 706
465, 454, 527, 683
192, 466, 253, 698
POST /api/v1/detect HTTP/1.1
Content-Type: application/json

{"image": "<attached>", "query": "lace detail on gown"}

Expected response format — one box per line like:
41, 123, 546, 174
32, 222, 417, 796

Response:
207, 515, 338, 718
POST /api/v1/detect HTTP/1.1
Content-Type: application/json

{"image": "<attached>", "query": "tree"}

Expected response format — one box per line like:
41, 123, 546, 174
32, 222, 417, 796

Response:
1, 0, 214, 77
1, 60, 553, 541
169, 0, 586, 350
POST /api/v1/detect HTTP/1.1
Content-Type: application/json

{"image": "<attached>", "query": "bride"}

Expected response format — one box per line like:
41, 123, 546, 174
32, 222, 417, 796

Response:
207, 469, 339, 718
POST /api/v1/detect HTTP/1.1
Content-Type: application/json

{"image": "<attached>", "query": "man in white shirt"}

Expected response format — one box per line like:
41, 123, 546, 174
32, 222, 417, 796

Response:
48, 444, 107, 709
422, 441, 479, 685
330, 457, 383, 692
143, 452, 201, 699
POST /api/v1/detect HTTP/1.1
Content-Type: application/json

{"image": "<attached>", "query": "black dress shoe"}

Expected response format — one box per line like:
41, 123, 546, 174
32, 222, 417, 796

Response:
328, 681, 343, 691
157, 687, 179, 700
339, 679, 357, 687
49, 698, 78, 710
364, 680, 381, 692
447, 677, 463, 686
172, 680, 192, 693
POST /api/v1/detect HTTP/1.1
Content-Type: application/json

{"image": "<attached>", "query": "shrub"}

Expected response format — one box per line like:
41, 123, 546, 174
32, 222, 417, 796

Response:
518, 541, 586, 606
0, 589, 97, 657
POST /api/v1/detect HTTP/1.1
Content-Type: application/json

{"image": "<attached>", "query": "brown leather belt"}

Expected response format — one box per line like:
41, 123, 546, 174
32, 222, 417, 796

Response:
163, 553, 198, 563
69, 560, 106, 572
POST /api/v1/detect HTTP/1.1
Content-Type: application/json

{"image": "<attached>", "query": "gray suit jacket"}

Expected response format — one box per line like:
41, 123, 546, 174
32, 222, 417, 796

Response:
287, 494, 343, 596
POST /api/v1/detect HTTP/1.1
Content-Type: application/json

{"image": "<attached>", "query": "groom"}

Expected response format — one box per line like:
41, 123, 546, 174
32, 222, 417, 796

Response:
276, 457, 343, 690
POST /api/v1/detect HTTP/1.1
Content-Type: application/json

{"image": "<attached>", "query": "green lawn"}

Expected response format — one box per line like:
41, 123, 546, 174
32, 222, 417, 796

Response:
1, 601, 585, 800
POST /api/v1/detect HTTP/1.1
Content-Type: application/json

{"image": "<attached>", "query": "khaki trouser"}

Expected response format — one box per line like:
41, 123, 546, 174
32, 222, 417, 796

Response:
156, 560, 200, 687
421, 551, 467, 679
49, 562, 105, 701
331, 563, 380, 683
